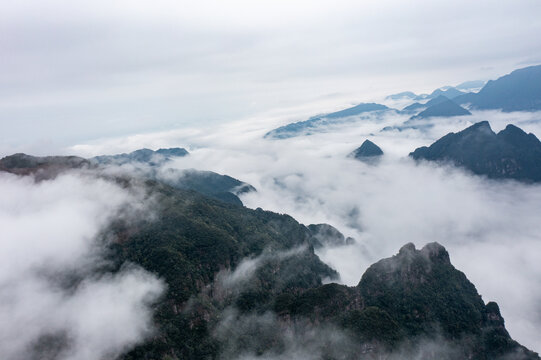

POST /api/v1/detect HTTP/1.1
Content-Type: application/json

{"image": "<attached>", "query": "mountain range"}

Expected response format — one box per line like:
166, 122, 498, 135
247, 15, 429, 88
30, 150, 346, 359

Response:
455, 65, 541, 112
92, 147, 189, 165
0, 150, 254, 206
265, 103, 392, 139
0, 152, 538, 359
410, 121, 541, 182
266, 64, 541, 141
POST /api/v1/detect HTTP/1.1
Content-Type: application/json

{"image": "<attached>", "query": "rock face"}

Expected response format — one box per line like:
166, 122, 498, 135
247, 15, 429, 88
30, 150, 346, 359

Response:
410, 121, 541, 182
265, 103, 391, 139
92, 147, 189, 166
455, 64, 541, 112
350, 140, 384, 163
410, 98, 471, 119
307, 223, 355, 248
278, 242, 539, 359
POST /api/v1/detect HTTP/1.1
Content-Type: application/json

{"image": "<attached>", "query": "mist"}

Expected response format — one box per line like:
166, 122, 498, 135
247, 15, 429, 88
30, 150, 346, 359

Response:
0, 171, 164, 360
70, 108, 541, 352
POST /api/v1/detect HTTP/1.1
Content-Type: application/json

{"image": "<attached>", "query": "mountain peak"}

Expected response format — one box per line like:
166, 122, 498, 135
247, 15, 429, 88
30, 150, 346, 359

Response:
410, 121, 541, 182
420, 242, 450, 264
455, 64, 541, 112
350, 140, 384, 161
411, 98, 471, 120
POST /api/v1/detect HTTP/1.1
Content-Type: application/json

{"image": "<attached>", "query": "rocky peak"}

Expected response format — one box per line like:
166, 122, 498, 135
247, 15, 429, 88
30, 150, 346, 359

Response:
420, 242, 450, 264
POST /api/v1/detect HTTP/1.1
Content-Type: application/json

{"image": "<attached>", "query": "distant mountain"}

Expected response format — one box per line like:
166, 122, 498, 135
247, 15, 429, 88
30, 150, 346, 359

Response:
265, 103, 392, 139
456, 80, 486, 92
410, 98, 472, 120
0, 151, 255, 206
410, 121, 541, 182
92, 147, 189, 165
402, 95, 460, 115
428, 86, 466, 99
401, 102, 426, 113
349, 139, 383, 163
455, 65, 541, 112
385, 91, 417, 100
0, 153, 90, 179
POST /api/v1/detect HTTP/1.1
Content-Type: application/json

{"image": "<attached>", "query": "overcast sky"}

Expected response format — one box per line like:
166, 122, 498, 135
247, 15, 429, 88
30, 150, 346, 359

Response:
1, 0, 541, 155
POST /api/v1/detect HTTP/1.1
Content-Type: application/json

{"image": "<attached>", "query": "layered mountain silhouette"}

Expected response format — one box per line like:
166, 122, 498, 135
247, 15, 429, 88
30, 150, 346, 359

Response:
455, 65, 541, 111
265, 103, 392, 139
92, 147, 189, 165
426, 87, 466, 100
389, 85, 470, 104
350, 139, 384, 163
410, 121, 541, 182
410, 98, 472, 120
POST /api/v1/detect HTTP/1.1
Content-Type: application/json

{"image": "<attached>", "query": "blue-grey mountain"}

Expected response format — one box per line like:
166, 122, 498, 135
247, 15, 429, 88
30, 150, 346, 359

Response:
265, 103, 391, 139
455, 65, 541, 112
410, 121, 541, 182
350, 140, 384, 163
92, 147, 189, 165
410, 98, 471, 120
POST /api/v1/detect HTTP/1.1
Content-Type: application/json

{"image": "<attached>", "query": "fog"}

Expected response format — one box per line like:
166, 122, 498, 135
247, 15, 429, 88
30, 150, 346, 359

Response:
70, 108, 541, 352
2, 1, 541, 152
0, 172, 164, 360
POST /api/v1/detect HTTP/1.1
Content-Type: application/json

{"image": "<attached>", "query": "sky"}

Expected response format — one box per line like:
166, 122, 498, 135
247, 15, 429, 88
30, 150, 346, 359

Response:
1, 0, 541, 155
2, 2, 541, 358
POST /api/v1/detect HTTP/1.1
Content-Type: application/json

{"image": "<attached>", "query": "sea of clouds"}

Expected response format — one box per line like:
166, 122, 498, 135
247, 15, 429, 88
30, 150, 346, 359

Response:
68, 105, 541, 353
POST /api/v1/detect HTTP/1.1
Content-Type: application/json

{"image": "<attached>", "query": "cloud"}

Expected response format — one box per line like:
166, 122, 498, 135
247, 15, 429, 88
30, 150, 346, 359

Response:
2, 1, 541, 152
0, 171, 164, 360
69, 108, 541, 353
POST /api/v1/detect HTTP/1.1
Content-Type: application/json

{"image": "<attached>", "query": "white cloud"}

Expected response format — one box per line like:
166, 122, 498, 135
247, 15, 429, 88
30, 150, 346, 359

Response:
1, 1, 541, 152
0, 172, 164, 360
69, 108, 541, 352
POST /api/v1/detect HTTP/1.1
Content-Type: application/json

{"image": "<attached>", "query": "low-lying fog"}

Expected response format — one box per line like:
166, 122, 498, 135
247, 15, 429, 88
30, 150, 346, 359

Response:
67, 108, 541, 352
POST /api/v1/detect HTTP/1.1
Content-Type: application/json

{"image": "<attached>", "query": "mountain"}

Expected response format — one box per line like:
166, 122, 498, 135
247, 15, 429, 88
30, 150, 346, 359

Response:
402, 101, 427, 113
410, 98, 472, 120
386, 91, 417, 100
2, 159, 537, 359
428, 87, 466, 99
253, 242, 540, 359
265, 103, 391, 139
456, 80, 486, 92
0, 153, 90, 179
307, 223, 355, 248
111, 176, 538, 360
455, 65, 541, 112
402, 95, 460, 115
159, 168, 256, 206
92, 147, 189, 165
410, 121, 541, 182
349, 139, 384, 163
0, 152, 254, 206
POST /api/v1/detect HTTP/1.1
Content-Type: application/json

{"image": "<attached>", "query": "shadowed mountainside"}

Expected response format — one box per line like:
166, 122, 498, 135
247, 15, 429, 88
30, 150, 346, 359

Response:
410, 121, 541, 182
